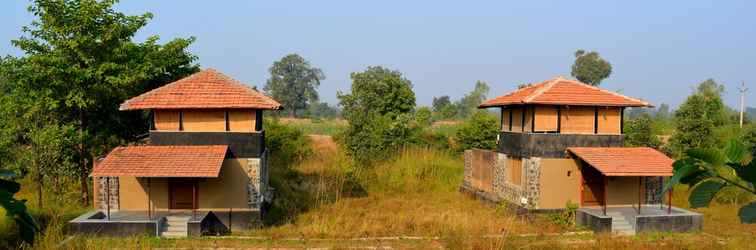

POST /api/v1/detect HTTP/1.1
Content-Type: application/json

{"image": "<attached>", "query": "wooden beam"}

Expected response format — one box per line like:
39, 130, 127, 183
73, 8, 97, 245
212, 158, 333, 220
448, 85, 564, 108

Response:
149, 110, 155, 130
521, 106, 526, 132
593, 107, 599, 134
147, 178, 151, 220
531, 106, 535, 132
255, 109, 263, 131
556, 106, 561, 133
225, 110, 230, 131
603, 175, 608, 216
106, 177, 111, 220
178, 110, 184, 131
638, 177, 642, 214
508, 107, 513, 131
620, 107, 625, 134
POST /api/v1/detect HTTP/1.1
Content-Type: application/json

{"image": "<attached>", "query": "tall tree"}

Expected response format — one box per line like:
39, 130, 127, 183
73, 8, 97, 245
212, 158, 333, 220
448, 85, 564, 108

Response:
624, 113, 661, 148
571, 49, 612, 86
2, 0, 199, 205
669, 94, 717, 156
264, 54, 325, 117
431, 95, 456, 119
338, 66, 417, 165
456, 81, 490, 119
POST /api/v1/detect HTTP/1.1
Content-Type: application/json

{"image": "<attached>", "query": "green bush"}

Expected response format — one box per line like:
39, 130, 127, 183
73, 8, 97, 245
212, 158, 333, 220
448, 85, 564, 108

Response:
454, 111, 498, 152
265, 118, 312, 162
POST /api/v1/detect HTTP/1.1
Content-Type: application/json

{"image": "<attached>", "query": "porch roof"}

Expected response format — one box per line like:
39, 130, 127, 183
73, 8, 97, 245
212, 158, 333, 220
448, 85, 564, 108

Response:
91, 145, 228, 178
567, 147, 673, 176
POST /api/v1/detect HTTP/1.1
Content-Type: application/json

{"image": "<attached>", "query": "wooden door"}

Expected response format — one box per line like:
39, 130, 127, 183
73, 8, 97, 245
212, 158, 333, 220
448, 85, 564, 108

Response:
170, 182, 194, 209
581, 166, 604, 206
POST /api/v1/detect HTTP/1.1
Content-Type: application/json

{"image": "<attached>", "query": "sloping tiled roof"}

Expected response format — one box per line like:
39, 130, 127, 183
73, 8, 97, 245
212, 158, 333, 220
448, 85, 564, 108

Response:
120, 69, 281, 110
91, 145, 228, 177
479, 77, 652, 108
567, 147, 673, 176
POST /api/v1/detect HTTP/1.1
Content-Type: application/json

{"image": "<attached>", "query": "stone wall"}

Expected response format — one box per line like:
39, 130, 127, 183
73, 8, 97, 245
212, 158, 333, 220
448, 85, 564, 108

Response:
465, 150, 542, 210
522, 157, 541, 208
244, 157, 262, 209
97, 177, 119, 210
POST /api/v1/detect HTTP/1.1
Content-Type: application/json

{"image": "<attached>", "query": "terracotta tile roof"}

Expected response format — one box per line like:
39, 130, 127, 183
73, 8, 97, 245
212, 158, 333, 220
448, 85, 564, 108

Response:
120, 69, 281, 110
567, 147, 673, 176
479, 77, 652, 108
91, 145, 228, 177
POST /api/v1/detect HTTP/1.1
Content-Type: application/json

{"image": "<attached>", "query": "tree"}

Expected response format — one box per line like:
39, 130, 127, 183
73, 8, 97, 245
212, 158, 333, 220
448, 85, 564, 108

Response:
571, 49, 612, 86
454, 111, 499, 151
655, 103, 671, 120
431, 95, 456, 120
415, 107, 432, 127
3, 0, 199, 205
669, 79, 729, 156
624, 113, 661, 148
456, 81, 490, 119
664, 140, 756, 223
338, 66, 417, 165
264, 54, 325, 117
669, 94, 716, 156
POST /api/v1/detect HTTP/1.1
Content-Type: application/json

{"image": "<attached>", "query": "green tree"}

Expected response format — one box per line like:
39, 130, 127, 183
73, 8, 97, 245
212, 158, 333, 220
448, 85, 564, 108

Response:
2, 0, 199, 205
338, 66, 418, 165
454, 111, 499, 151
664, 140, 756, 223
432, 95, 456, 120
570, 49, 612, 86
669, 79, 729, 156
415, 106, 432, 127
669, 94, 716, 156
624, 113, 661, 148
744, 126, 756, 157
264, 54, 325, 117
456, 81, 490, 119
655, 103, 671, 120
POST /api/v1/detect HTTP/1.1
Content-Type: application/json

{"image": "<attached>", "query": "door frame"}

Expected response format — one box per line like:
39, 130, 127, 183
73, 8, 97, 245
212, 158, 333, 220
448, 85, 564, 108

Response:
168, 180, 197, 210
579, 164, 605, 207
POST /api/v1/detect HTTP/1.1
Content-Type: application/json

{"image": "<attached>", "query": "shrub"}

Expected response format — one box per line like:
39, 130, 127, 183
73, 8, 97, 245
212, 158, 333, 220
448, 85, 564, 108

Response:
454, 111, 498, 152
265, 118, 312, 162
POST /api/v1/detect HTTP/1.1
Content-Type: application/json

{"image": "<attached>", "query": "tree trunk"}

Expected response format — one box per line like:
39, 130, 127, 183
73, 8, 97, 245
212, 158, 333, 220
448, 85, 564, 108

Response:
36, 159, 43, 210
78, 109, 90, 206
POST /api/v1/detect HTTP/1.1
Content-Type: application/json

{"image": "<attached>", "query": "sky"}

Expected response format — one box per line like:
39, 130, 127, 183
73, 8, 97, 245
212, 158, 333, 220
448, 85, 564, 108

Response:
1, 0, 754, 109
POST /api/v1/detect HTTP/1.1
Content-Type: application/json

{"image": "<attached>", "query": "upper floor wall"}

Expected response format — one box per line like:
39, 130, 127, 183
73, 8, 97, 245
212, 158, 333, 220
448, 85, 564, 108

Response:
500, 105, 622, 135
152, 109, 263, 132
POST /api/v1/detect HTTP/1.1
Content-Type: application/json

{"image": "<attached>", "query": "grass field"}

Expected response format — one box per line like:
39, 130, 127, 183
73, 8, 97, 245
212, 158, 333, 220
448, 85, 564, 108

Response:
2, 120, 755, 249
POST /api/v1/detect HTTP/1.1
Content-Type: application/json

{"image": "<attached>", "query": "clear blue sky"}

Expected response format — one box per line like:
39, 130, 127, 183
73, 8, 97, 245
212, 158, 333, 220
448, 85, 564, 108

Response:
2, 0, 754, 109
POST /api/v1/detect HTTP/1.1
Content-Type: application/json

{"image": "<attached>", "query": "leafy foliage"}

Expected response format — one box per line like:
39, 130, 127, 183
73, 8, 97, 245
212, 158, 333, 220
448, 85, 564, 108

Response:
414, 107, 432, 127
338, 66, 418, 165
455, 81, 490, 119
570, 49, 612, 86
264, 54, 325, 117
669, 79, 729, 156
623, 113, 661, 148
454, 111, 498, 152
665, 139, 756, 223
0, 170, 40, 245
0, 0, 199, 205
432, 95, 457, 120
265, 119, 313, 162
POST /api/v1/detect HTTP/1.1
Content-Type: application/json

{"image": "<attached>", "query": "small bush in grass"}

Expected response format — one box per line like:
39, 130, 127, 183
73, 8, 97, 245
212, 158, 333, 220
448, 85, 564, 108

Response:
454, 111, 498, 152
547, 201, 579, 228
265, 118, 312, 162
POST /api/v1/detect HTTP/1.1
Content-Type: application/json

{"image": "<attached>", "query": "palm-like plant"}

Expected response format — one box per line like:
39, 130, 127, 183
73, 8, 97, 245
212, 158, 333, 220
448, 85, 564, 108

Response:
0, 169, 40, 244
664, 139, 756, 223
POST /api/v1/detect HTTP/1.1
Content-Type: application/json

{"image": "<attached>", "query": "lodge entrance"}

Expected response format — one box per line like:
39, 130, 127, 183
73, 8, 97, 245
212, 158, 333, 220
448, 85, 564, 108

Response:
169, 182, 196, 209
581, 165, 605, 206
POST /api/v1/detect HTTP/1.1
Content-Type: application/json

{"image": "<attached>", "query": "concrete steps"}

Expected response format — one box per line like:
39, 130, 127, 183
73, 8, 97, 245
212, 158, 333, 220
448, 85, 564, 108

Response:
160, 216, 190, 238
607, 212, 635, 236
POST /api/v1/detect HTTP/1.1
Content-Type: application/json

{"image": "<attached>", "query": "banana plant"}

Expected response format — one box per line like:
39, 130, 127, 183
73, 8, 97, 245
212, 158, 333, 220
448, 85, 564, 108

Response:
664, 139, 756, 223
0, 169, 40, 245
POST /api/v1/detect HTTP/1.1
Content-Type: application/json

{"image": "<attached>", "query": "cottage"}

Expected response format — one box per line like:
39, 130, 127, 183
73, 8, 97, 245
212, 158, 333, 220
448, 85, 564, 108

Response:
464, 77, 701, 235
69, 69, 281, 237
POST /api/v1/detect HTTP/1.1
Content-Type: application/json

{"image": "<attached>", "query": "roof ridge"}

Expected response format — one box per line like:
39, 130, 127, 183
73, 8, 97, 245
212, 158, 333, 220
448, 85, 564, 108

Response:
211, 70, 281, 108
523, 78, 559, 103
119, 70, 206, 110
564, 79, 652, 107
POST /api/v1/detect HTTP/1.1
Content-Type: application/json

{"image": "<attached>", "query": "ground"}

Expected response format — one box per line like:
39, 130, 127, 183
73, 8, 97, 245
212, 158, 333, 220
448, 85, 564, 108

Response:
2, 120, 755, 249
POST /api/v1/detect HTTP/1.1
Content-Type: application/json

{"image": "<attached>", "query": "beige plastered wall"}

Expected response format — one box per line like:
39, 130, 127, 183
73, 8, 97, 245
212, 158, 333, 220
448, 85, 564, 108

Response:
606, 176, 645, 206
114, 158, 252, 211
538, 158, 581, 209
153, 109, 257, 132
